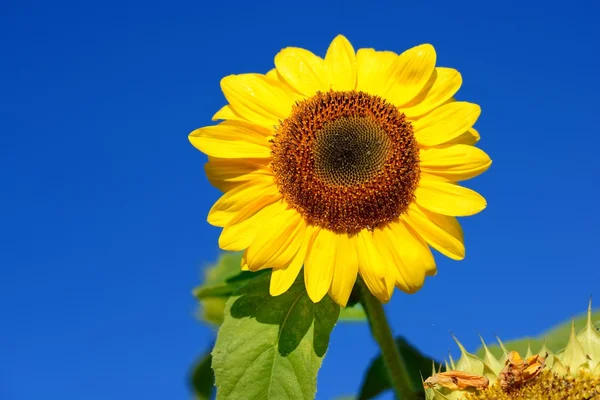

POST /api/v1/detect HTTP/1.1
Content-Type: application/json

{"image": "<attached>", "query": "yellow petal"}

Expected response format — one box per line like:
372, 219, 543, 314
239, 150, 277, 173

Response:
304, 228, 337, 303
328, 234, 359, 306
413, 102, 481, 146
220, 73, 296, 127
245, 208, 306, 271
274, 47, 329, 97
265, 68, 278, 80
382, 221, 436, 293
269, 262, 301, 296
218, 201, 284, 251
207, 179, 280, 226
403, 204, 465, 260
325, 34, 356, 91
212, 105, 278, 128
371, 228, 409, 292
355, 48, 397, 95
189, 122, 271, 158
263, 70, 304, 96
241, 260, 249, 271
355, 230, 394, 303
402, 68, 462, 118
212, 104, 241, 122
270, 224, 317, 296
385, 44, 437, 107
219, 120, 276, 137
241, 249, 271, 272
204, 157, 272, 192
443, 127, 480, 146
415, 180, 487, 216
420, 144, 492, 181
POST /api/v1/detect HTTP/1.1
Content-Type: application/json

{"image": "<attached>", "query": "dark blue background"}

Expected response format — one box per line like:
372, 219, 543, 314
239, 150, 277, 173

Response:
2, 0, 599, 399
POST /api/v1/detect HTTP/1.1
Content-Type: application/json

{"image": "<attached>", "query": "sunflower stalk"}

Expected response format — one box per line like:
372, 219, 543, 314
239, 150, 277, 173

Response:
359, 278, 417, 400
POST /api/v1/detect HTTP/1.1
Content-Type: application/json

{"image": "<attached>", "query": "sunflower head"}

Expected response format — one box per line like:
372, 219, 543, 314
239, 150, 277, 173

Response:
424, 301, 600, 400
270, 90, 420, 234
189, 35, 491, 306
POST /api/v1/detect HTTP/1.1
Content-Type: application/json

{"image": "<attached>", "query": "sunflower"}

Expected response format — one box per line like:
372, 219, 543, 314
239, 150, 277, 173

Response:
424, 302, 600, 400
189, 35, 491, 306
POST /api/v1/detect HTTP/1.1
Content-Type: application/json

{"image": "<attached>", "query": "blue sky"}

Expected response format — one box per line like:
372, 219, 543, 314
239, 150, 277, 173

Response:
1, 0, 599, 399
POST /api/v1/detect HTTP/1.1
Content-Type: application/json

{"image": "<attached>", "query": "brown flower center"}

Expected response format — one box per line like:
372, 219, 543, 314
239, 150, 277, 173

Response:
270, 91, 420, 234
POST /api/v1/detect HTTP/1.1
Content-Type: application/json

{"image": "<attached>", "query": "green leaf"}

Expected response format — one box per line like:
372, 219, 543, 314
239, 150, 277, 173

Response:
190, 351, 215, 400
203, 253, 244, 283
199, 297, 229, 326
194, 252, 262, 326
339, 304, 367, 322
212, 272, 340, 399
358, 336, 442, 400
194, 271, 259, 299
475, 309, 600, 359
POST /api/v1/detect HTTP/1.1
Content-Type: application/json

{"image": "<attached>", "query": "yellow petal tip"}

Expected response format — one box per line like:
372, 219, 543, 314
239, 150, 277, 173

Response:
269, 284, 284, 297
306, 288, 327, 303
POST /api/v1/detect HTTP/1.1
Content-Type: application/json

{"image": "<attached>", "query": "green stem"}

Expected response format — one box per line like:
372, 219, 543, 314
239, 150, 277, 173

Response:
358, 279, 415, 399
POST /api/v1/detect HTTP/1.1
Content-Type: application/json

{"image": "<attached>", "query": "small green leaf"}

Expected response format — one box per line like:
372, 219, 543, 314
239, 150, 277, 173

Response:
212, 272, 340, 399
194, 271, 259, 299
190, 351, 215, 400
200, 297, 229, 326
339, 304, 367, 322
358, 336, 442, 400
194, 252, 264, 326
475, 308, 600, 359
202, 253, 244, 284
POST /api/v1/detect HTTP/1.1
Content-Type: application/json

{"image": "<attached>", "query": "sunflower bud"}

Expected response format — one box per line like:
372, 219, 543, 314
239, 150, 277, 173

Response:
424, 301, 600, 400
